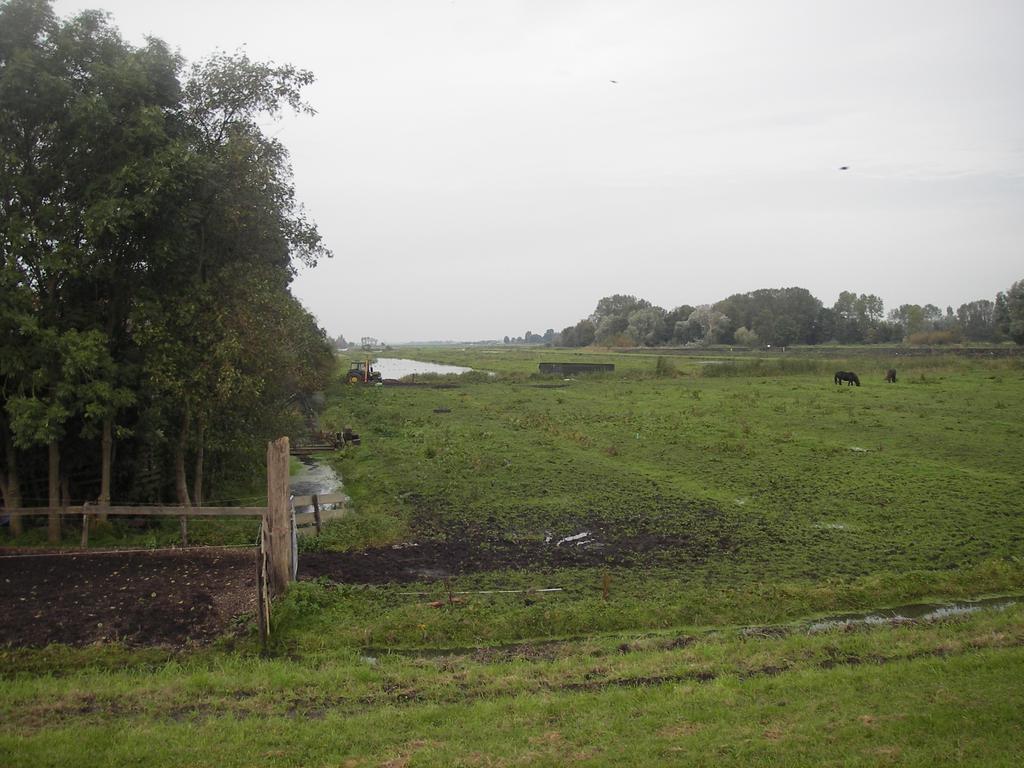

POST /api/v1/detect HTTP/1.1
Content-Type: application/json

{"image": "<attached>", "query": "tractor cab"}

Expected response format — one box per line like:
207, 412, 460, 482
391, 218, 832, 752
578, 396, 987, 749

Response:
345, 360, 382, 384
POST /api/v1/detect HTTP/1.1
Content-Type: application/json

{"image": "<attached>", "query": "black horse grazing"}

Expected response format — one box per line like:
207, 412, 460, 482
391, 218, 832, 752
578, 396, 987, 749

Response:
834, 371, 860, 386
885, 368, 897, 383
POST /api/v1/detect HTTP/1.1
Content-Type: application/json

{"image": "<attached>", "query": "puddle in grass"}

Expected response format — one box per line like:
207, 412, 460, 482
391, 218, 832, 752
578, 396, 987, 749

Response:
806, 595, 1019, 633
354, 591, 1021, 662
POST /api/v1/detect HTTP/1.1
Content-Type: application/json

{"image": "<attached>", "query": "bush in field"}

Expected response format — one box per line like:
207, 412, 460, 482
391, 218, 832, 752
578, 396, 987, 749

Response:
906, 330, 962, 345
734, 327, 760, 348
599, 333, 635, 348
655, 356, 676, 377
457, 370, 495, 384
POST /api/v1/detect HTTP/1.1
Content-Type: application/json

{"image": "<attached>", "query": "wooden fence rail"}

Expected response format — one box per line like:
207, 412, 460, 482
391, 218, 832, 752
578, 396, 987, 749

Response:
3, 506, 267, 518
1, 436, 307, 650
290, 493, 346, 507
292, 493, 347, 535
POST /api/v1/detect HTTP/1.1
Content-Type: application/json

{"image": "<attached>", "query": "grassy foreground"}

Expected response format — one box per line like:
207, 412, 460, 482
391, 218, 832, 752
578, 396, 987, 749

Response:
3, 604, 1024, 766
3, 346, 1023, 765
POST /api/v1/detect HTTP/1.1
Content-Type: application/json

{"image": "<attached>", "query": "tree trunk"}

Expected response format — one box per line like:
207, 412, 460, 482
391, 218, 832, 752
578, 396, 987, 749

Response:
48, 440, 61, 544
1, 425, 22, 536
174, 407, 191, 545
192, 415, 205, 508
99, 416, 112, 523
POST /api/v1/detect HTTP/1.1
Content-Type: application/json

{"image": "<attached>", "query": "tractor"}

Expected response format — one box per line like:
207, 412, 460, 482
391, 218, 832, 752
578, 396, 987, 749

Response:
345, 360, 382, 384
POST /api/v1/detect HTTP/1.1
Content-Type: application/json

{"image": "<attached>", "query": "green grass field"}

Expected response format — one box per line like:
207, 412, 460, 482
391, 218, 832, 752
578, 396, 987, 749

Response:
321, 348, 1024, 607
3, 346, 1024, 765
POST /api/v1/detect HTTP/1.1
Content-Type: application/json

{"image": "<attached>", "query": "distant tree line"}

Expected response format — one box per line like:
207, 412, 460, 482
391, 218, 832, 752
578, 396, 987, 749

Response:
541, 281, 1024, 349
1, 0, 335, 539
503, 330, 555, 345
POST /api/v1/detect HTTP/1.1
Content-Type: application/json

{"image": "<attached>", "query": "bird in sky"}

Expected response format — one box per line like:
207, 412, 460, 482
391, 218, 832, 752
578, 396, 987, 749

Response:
609, 79, 618, 84
839, 166, 849, 170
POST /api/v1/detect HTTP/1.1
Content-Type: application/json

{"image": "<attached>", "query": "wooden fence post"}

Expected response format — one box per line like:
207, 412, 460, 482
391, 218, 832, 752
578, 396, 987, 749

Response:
48, 441, 61, 544
80, 502, 92, 548
266, 437, 292, 595
99, 417, 112, 524
312, 493, 322, 536
257, 517, 272, 651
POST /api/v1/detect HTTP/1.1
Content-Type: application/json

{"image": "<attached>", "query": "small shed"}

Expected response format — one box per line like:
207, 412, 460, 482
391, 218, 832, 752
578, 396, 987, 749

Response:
538, 362, 615, 375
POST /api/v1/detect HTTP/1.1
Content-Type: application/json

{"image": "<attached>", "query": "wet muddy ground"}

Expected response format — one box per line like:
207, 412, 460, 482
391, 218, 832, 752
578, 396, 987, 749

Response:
0, 548, 255, 647
299, 524, 737, 584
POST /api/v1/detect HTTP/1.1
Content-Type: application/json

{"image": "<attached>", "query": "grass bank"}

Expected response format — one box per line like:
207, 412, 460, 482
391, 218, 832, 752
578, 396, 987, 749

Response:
3, 604, 1023, 766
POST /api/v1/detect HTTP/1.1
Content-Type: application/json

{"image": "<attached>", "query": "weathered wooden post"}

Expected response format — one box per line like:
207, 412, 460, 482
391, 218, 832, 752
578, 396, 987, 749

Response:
99, 418, 112, 524
257, 517, 272, 651
312, 493, 322, 536
266, 437, 293, 595
80, 502, 92, 548
48, 441, 61, 544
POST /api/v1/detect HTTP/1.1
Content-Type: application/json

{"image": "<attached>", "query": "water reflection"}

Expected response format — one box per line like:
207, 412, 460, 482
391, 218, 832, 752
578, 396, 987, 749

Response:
289, 456, 341, 497
289, 457, 346, 518
806, 596, 1018, 633
374, 357, 478, 378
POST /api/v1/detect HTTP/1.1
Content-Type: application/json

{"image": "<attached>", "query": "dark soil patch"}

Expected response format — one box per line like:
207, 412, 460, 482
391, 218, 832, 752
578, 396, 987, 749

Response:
300, 524, 736, 584
0, 548, 256, 647
561, 670, 718, 692
469, 641, 564, 664
382, 380, 461, 388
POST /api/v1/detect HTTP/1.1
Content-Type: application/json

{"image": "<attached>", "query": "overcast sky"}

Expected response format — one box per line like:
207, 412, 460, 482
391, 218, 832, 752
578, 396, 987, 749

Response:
53, 0, 1024, 342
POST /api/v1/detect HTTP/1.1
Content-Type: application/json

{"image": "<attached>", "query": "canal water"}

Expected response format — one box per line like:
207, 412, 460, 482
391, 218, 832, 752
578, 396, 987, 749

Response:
373, 357, 480, 378
289, 456, 346, 520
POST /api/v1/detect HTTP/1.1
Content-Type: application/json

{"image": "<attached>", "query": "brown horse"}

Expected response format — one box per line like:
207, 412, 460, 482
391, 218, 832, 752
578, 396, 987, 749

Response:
885, 368, 897, 383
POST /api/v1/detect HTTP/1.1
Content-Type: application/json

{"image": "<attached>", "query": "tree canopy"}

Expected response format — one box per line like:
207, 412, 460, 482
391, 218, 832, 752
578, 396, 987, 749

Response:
1, 0, 334, 538
545, 281, 1022, 349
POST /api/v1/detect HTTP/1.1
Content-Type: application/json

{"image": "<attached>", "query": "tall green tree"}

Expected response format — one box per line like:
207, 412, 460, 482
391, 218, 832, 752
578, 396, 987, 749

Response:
714, 287, 822, 346
589, 295, 650, 326
956, 300, 997, 342
2, 1, 181, 537
132, 50, 330, 515
832, 291, 885, 343
996, 280, 1024, 344
626, 307, 667, 347
2, 1, 335, 539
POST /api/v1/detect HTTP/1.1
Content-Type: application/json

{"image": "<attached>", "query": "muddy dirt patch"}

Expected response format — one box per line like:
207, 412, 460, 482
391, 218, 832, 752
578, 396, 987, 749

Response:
300, 524, 737, 584
0, 548, 256, 647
